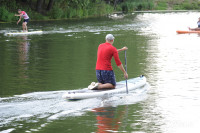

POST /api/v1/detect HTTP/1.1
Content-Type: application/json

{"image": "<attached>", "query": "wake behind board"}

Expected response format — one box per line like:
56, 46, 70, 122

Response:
5, 30, 43, 36
62, 75, 147, 100
176, 30, 200, 34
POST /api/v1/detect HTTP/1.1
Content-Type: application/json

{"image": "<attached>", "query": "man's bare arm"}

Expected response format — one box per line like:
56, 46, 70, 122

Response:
117, 46, 128, 52
118, 64, 128, 79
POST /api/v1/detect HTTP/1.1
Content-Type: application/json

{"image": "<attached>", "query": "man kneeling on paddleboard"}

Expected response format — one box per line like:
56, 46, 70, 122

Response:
15, 9, 29, 32
88, 34, 128, 90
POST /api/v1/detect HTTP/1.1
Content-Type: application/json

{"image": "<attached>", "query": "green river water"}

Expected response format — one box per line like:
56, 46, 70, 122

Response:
1, 12, 200, 133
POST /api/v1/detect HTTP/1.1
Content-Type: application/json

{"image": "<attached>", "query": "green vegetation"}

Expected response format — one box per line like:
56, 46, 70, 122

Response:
155, 0, 200, 10
1, 0, 200, 22
154, 1, 168, 10
0, 6, 15, 22
0, 0, 114, 22
119, 0, 154, 13
172, 0, 200, 10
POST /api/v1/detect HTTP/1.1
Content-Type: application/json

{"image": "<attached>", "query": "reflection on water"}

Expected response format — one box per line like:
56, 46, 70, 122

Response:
141, 12, 200, 133
17, 36, 30, 79
93, 106, 128, 133
1, 11, 200, 133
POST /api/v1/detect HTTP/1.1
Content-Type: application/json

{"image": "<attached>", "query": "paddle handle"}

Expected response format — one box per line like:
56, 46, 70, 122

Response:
125, 50, 128, 94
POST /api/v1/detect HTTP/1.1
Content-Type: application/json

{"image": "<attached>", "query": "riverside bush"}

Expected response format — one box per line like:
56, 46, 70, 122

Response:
173, 1, 200, 10
0, 6, 15, 22
49, 5, 64, 19
1, 0, 200, 22
155, 1, 168, 10
120, 0, 154, 12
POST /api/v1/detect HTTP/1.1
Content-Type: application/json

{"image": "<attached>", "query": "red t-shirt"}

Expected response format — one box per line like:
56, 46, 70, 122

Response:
96, 42, 122, 70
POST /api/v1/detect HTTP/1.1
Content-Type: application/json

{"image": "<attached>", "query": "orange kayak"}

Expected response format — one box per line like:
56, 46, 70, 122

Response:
176, 30, 200, 34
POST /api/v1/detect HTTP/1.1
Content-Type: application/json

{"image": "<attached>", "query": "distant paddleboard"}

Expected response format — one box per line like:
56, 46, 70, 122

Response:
176, 30, 200, 34
5, 30, 43, 36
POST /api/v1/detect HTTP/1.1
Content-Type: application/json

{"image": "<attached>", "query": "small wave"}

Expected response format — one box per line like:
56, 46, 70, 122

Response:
0, 128, 15, 133
0, 83, 148, 132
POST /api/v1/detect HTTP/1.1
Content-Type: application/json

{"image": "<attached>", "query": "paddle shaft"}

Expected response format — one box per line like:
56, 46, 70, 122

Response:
125, 50, 128, 94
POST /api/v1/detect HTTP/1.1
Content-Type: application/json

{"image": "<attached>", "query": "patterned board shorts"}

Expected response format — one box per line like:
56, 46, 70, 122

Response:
96, 70, 116, 86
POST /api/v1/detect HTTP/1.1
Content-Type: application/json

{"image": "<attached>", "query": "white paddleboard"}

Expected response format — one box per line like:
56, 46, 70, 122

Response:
5, 30, 43, 36
62, 75, 147, 100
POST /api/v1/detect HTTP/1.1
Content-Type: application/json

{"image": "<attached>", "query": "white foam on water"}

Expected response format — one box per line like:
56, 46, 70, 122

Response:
99, 84, 149, 107
0, 84, 148, 132
94, 32, 101, 34
39, 22, 139, 35
0, 128, 15, 133
1, 18, 140, 37
48, 110, 77, 120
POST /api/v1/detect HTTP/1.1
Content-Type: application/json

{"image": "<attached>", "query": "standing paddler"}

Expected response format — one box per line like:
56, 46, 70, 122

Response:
88, 34, 128, 90
15, 9, 29, 32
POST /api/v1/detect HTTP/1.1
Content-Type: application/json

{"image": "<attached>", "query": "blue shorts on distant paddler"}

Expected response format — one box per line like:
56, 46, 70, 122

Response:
96, 70, 116, 86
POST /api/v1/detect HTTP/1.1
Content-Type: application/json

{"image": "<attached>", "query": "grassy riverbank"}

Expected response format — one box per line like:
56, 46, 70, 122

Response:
1, 0, 200, 22
155, 0, 200, 10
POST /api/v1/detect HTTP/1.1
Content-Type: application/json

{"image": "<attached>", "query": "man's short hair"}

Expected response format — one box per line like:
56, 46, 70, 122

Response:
106, 34, 115, 41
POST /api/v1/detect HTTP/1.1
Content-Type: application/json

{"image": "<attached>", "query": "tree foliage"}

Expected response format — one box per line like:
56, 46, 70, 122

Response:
1, 0, 199, 22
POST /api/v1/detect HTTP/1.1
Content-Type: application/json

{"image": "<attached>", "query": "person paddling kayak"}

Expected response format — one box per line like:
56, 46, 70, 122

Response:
188, 17, 200, 31
15, 9, 29, 32
88, 34, 128, 90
